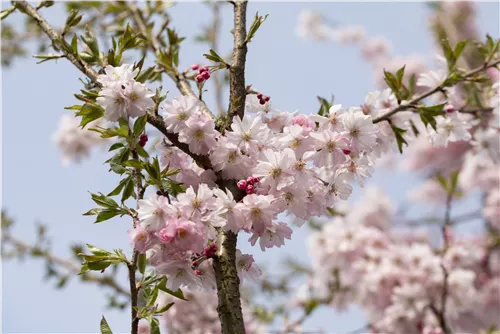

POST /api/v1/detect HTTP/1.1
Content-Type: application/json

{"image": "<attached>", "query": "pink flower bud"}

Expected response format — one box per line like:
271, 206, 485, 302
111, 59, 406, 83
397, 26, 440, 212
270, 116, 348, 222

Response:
139, 133, 148, 147
237, 180, 247, 190
342, 149, 351, 155
259, 99, 266, 105
191, 64, 199, 70
257, 93, 263, 99
196, 75, 204, 83
251, 176, 260, 183
191, 261, 197, 267
246, 184, 255, 194
203, 71, 211, 80
199, 66, 209, 73
194, 269, 201, 276
210, 243, 217, 251
158, 228, 173, 243
444, 104, 456, 114
246, 176, 254, 184
264, 96, 270, 102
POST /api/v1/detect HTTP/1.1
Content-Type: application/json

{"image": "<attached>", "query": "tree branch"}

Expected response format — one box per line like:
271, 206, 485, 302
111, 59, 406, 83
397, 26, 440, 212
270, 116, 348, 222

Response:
1, 233, 130, 296
213, 231, 245, 334
372, 58, 500, 124
13, 1, 101, 83
227, 1, 248, 123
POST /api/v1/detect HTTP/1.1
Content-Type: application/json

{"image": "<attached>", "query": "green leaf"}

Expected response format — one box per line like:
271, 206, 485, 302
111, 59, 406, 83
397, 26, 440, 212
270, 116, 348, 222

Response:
390, 125, 408, 153
157, 277, 187, 300
90, 192, 119, 209
441, 39, 455, 71
95, 209, 121, 223
78, 262, 89, 275
147, 286, 160, 307
76, 103, 104, 128
123, 160, 143, 169
410, 120, 420, 137
138, 253, 147, 274
436, 174, 449, 192
149, 317, 160, 334
317, 95, 333, 116
71, 34, 78, 54
203, 49, 226, 65
108, 178, 127, 197
454, 41, 467, 60
450, 170, 460, 195
1, 6, 16, 21
100, 316, 113, 334
121, 178, 135, 203
86, 244, 112, 256
81, 28, 100, 56
162, 179, 185, 197
88, 261, 112, 271
419, 103, 445, 131
396, 65, 405, 86
64, 9, 82, 33
136, 144, 149, 158
108, 143, 124, 152
83, 208, 102, 216
155, 302, 174, 314
245, 12, 269, 44
408, 73, 416, 96
133, 115, 148, 137
443, 72, 464, 87
136, 66, 156, 83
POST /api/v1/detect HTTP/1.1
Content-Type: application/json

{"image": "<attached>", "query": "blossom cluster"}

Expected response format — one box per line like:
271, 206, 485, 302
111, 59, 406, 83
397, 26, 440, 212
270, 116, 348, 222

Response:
82, 61, 492, 293
96, 64, 155, 121
52, 114, 105, 166
405, 81, 500, 230
299, 187, 500, 334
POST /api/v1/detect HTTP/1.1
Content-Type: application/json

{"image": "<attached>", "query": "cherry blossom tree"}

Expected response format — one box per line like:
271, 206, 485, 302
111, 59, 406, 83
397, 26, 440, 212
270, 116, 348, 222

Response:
2, 2, 499, 334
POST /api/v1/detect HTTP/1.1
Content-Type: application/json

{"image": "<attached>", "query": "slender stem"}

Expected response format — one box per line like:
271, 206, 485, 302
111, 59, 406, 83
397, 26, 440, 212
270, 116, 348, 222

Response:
127, 148, 145, 334
434, 191, 453, 334
127, 250, 139, 334
372, 58, 500, 124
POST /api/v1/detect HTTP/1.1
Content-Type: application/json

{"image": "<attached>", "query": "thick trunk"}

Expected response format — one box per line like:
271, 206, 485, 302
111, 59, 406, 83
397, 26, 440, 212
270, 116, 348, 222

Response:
213, 231, 246, 334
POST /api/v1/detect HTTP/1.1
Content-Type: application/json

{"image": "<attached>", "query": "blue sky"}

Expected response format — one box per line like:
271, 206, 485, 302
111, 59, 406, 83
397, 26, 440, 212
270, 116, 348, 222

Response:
2, 2, 499, 333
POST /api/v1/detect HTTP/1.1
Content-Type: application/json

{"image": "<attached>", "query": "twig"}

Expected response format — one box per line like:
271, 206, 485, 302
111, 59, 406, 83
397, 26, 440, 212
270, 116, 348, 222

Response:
396, 209, 482, 227
2, 233, 130, 296
13, 1, 100, 84
127, 148, 146, 334
433, 191, 453, 334
372, 58, 500, 124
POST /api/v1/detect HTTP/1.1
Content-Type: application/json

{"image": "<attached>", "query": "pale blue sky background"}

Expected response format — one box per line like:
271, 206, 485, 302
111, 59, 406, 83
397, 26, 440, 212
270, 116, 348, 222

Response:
2, 2, 499, 333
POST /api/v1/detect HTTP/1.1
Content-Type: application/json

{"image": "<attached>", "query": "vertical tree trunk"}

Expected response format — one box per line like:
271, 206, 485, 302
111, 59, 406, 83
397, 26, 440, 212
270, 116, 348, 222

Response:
213, 231, 246, 334
213, 1, 248, 333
